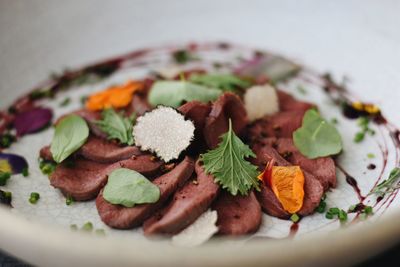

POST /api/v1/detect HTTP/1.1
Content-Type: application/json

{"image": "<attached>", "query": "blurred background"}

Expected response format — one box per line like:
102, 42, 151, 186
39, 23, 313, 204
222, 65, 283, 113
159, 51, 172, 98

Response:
1, 0, 400, 266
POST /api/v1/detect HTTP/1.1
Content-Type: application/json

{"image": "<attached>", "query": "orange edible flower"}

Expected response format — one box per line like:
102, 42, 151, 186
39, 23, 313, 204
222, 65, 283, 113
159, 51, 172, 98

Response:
86, 80, 143, 111
259, 162, 305, 214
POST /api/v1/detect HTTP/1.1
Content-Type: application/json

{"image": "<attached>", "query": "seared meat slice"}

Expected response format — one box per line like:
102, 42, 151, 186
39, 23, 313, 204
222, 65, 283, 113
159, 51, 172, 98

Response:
50, 155, 163, 201
247, 111, 304, 140
78, 136, 142, 163
143, 160, 220, 235
277, 90, 314, 113
178, 101, 211, 153
260, 137, 336, 190
39, 136, 142, 163
125, 93, 152, 116
252, 144, 323, 217
96, 157, 194, 229
212, 191, 262, 235
204, 93, 248, 149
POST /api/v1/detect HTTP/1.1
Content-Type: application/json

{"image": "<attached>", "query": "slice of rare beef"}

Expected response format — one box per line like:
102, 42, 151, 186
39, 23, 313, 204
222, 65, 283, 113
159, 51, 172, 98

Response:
204, 93, 248, 149
143, 160, 220, 235
251, 144, 323, 217
39, 136, 142, 163
50, 155, 163, 201
247, 111, 304, 141
78, 136, 142, 163
96, 157, 194, 229
178, 101, 211, 153
212, 191, 262, 235
277, 90, 315, 113
260, 137, 336, 190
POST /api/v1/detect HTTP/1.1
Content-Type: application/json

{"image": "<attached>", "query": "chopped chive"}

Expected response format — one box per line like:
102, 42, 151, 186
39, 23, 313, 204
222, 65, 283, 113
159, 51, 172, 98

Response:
325, 213, 334, 219
172, 50, 193, 64
66, 196, 74, 206
338, 210, 348, 222
0, 190, 12, 206
22, 167, 29, 177
315, 200, 327, 213
364, 206, 373, 215
348, 204, 357, 212
0, 172, 11, 186
354, 132, 365, 143
0, 134, 15, 148
290, 213, 300, 223
81, 222, 93, 232
59, 97, 71, 107
39, 159, 57, 175
29, 192, 40, 204
367, 153, 375, 159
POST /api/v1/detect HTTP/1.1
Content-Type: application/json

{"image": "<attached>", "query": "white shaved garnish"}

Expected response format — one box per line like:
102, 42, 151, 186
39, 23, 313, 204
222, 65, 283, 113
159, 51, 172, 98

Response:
172, 210, 219, 247
244, 84, 279, 121
155, 65, 184, 79
133, 106, 195, 162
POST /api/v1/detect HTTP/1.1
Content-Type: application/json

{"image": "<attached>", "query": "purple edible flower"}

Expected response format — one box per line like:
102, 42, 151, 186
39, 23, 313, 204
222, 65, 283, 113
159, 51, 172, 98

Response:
0, 153, 29, 174
14, 107, 53, 136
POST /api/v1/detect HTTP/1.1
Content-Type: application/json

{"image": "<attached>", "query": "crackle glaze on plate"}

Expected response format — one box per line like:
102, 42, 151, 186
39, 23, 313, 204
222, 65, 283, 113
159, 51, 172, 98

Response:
1, 43, 399, 245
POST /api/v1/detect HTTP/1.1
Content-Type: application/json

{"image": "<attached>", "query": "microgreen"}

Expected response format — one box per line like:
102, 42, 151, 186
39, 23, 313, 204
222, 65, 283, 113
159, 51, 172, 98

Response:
370, 167, 400, 198
201, 119, 260, 196
293, 109, 343, 159
95, 109, 135, 146
189, 74, 251, 92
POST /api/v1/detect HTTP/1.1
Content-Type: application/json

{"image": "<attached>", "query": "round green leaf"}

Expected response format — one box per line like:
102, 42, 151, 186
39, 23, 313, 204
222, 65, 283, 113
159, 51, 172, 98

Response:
293, 109, 342, 159
103, 168, 160, 208
50, 115, 89, 163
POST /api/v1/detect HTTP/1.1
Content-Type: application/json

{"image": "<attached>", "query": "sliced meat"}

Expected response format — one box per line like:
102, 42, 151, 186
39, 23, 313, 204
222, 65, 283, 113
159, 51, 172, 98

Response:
260, 137, 336, 190
247, 111, 304, 141
39, 136, 142, 163
178, 101, 211, 153
251, 144, 323, 217
50, 155, 163, 201
39, 145, 53, 161
78, 136, 141, 163
256, 185, 289, 219
96, 157, 194, 229
204, 93, 248, 149
143, 160, 220, 235
56, 109, 106, 138
212, 191, 262, 235
277, 90, 315, 113
125, 93, 152, 116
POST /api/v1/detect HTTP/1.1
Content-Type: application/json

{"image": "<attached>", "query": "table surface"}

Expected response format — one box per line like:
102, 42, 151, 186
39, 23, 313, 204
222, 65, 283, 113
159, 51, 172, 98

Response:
1, 1, 400, 266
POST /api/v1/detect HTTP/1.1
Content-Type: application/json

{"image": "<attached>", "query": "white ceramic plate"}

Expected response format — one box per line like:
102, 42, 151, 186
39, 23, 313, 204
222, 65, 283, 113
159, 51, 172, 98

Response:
1, 1, 400, 266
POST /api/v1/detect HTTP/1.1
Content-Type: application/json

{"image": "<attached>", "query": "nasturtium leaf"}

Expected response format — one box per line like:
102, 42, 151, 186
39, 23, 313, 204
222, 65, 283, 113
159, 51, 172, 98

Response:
201, 120, 260, 196
189, 74, 251, 92
95, 108, 135, 145
50, 115, 89, 163
293, 109, 342, 159
103, 168, 160, 207
148, 81, 222, 108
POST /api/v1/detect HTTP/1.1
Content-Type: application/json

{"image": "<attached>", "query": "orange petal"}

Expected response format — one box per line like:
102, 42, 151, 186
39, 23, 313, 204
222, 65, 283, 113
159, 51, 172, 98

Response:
271, 166, 304, 214
86, 80, 143, 111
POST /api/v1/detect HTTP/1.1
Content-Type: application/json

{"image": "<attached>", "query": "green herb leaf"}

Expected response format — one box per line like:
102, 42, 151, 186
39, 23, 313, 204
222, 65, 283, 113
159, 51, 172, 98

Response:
29, 192, 40, 204
293, 109, 342, 159
103, 168, 160, 208
370, 167, 400, 197
50, 115, 89, 163
189, 74, 251, 92
148, 81, 222, 108
172, 50, 196, 64
0, 172, 11, 186
95, 109, 135, 145
201, 119, 260, 196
